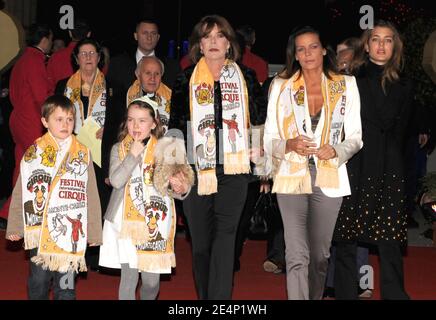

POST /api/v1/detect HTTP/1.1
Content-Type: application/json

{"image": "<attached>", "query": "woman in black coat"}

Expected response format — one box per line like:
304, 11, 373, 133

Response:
333, 20, 413, 299
168, 15, 264, 300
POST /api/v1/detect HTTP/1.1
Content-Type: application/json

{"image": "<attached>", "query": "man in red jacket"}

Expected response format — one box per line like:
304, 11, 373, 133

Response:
47, 19, 90, 92
0, 23, 52, 227
236, 25, 269, 84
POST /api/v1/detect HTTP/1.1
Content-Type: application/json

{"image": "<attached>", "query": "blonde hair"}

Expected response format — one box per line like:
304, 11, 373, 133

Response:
118, 100, 163, 141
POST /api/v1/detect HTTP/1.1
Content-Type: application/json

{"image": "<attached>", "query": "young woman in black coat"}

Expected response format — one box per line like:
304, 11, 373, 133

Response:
333, 20, 413, 300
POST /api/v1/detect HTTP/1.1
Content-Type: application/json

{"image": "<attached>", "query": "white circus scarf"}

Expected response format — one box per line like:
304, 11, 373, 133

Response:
21, 133, 89, 272
126, 80, 172, 133
118, 134, 176, 272
64, 69, 107, 133
190, 57, 250, 195
273, 71, 346, 194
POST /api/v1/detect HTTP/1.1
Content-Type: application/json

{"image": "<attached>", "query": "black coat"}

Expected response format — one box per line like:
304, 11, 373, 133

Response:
334, 61, 414, 245
168, 63, 266, 167
169, 63, 266, 132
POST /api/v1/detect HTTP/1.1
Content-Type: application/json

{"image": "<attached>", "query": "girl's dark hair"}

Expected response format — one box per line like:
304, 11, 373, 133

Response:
189, 15, 240, 64
118, 100, 163, 141
280, 26, 338, 80
72, 38, 106, 71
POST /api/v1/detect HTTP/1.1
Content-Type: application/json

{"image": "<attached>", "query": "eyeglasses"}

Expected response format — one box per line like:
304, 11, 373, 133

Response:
78, 51, 97, 58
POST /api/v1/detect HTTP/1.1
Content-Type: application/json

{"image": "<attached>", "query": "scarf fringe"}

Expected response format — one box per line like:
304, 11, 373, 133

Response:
31, 253, 87, 273
197, 170, 218, 195
24, 228, 41, 250
315, 166, 339, 189
120, 221, 149, 245
272, 171, 312, 194
223, 153, 250, 175
137, 252, 176, 273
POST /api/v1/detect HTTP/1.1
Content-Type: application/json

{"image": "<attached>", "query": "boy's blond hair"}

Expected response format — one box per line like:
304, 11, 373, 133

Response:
41, 94, 75, 120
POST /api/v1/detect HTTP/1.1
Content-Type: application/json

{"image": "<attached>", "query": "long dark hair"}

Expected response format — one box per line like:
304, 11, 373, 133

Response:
280, 26, 338, 80
189, 15, 240, 64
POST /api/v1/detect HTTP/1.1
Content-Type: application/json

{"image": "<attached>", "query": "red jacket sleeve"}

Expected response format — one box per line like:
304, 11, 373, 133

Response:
28, 59, 51, 107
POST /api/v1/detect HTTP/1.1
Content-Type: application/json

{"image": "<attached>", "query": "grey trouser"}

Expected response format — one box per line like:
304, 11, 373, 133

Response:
119, 263, 160, 300
277, 165, 342, 300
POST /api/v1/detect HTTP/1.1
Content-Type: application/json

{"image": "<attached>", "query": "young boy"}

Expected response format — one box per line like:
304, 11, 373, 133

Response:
6, 94, 102, 300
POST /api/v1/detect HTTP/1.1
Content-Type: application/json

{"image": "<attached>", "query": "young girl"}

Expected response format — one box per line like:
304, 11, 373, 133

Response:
99, 97, 189, 300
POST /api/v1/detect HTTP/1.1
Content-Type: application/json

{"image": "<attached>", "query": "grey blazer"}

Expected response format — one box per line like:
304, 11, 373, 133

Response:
104, 142, 190, 222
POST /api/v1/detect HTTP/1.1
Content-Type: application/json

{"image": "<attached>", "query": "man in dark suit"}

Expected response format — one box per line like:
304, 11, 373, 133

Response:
106, 18, 180, 94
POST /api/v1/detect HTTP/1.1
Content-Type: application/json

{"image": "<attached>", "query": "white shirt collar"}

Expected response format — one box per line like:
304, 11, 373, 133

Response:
57, 135, 73, 152
136, 49, 155, 64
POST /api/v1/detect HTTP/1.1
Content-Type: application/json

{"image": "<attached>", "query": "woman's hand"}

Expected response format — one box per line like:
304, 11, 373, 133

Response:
104, 177, 111, 186
316, 144, 337, 160
96, 127, 104, 140
285, 135, 317, 156
169, 172, 189, 195
130, 134, 145, 158
249, 147, 264, 164
7, 234, 22, 241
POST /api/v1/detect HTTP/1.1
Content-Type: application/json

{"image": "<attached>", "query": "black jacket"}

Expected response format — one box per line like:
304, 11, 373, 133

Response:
334, 60, 414, 244
106, 50, 180, 94
168, 63, 266, 139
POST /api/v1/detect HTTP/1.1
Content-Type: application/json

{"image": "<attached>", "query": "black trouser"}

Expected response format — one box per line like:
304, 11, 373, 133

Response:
404, 134, 427, 215
334, 241, 409, 300
235, 180, 260, 265
235, 182, 285, 267
265, 192, 285, 265
28, 249, 76, 300
183, 167, 248, 300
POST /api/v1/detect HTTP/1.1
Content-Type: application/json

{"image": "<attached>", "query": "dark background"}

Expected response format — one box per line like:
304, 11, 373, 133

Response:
36, 0, 435, 64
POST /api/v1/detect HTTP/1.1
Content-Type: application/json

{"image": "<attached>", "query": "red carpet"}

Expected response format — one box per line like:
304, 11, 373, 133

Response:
1, 230, 435, 300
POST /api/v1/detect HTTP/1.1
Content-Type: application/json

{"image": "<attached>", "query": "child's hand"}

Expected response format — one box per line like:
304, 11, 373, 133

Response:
130, 134, 145, 157
169, 172, 189, 195
89, 243, 99, 247
7, 234, 22, 241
